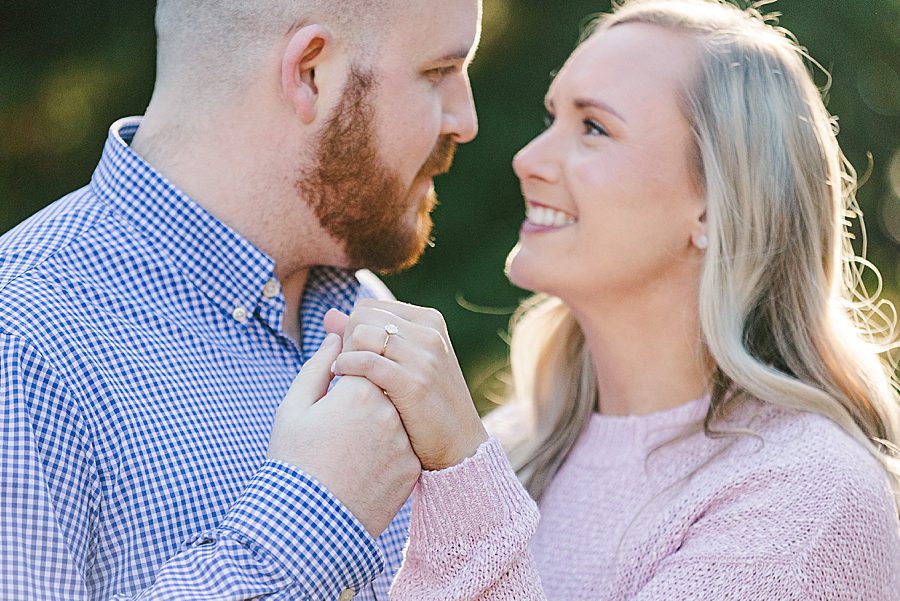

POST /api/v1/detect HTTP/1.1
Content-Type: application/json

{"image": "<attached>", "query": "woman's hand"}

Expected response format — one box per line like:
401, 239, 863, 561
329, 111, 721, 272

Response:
267, 333, 421, 537
326, 300, 489, 471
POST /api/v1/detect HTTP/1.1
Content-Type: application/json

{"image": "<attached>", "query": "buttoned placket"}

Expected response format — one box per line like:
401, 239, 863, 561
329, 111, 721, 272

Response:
231, 275, 311, 371
32, 117, 405, 601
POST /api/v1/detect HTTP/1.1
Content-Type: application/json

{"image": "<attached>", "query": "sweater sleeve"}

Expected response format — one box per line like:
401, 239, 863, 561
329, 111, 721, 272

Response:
389, 438, 546, 601
390, 419, 900, 600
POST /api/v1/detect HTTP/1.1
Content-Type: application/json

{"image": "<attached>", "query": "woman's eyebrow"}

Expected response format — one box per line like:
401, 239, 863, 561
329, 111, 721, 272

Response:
573, 98, 627, 123
544, 96, 626, 124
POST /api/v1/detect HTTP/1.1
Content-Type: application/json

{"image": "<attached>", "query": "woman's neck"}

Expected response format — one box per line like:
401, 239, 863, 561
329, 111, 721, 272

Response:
570, 287, 712, 417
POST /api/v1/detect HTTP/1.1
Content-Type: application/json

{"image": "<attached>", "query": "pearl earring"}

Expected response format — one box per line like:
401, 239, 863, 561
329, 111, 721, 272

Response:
694, 234, 709, 251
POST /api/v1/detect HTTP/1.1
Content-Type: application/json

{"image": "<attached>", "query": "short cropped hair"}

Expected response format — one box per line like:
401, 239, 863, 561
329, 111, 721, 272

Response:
154, 0, 391, 102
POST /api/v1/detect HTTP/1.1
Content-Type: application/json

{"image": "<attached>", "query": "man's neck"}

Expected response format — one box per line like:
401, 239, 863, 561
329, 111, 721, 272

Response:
130, 110, 277, 253
279, 269, 310, 344
131, 110, 335, 345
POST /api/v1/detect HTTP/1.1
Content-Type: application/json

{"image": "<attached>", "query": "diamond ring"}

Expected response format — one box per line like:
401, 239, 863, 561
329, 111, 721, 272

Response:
380, 323, 399, 356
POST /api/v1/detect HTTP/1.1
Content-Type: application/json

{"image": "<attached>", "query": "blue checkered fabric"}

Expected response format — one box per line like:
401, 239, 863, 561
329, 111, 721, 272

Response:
0, 117, 410, 600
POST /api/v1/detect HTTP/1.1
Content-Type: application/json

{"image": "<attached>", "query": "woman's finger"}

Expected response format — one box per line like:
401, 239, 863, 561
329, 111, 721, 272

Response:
345, 306, 412, 343
345, 308, 448, 358
333, 351, 405, 396
344, 322, 416, 362
355, 299, 448, 333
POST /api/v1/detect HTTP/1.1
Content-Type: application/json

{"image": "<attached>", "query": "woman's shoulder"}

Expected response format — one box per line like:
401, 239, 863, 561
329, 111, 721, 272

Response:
677, 401, 900, 594
716, 401, 893, 495
698, 400, 896, 520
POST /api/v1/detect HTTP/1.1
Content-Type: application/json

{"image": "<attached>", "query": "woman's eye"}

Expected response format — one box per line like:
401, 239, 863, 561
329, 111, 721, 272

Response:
583, 119, 609, 137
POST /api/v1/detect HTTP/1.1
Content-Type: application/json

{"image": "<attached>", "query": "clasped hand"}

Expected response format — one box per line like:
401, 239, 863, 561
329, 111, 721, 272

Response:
266, 299, 488, 538
327, 299, 489, 472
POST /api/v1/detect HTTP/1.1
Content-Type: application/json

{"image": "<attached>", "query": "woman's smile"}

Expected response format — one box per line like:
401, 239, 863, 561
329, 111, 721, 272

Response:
521, 201, 578, 234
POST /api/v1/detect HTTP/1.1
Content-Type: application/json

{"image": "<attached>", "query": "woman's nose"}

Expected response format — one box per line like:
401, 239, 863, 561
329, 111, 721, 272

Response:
512, 132, 560, 183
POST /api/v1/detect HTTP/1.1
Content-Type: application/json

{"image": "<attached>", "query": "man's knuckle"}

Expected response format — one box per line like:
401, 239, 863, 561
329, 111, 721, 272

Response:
364, 384, 385, 404
403, 452, 421, 476
391, 433, 409, 455
375, 401, 397, 424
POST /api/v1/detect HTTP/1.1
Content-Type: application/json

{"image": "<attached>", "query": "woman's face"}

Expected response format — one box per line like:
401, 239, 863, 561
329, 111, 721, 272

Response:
507, 22, 707, 306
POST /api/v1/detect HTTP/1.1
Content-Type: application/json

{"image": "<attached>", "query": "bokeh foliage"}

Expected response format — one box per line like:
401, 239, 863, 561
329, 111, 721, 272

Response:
2, 1, 898, 411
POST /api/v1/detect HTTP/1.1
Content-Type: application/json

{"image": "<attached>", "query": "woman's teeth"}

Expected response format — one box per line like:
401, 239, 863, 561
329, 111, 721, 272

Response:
527, 205, 577, 227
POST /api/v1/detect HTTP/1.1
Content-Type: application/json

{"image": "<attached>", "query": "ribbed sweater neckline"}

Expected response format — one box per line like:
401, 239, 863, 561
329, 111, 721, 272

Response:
571, 395, 712, 467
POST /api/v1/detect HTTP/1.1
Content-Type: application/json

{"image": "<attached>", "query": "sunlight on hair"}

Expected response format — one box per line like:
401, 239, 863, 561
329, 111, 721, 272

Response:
492, 0, 900, 512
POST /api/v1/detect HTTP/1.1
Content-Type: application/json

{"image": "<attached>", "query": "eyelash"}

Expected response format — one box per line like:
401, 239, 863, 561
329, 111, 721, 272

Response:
427, 66, 458, 84
583, 119, 609, 137
543, 112, 609, 137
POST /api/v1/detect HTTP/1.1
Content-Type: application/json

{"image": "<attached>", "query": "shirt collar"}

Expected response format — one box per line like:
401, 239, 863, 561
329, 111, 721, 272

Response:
90, 117, 317, 333
299, 265, 372, 360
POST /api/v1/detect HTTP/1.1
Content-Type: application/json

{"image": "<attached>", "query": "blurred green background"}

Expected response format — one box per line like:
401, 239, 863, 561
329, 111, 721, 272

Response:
2, 1, 899, 411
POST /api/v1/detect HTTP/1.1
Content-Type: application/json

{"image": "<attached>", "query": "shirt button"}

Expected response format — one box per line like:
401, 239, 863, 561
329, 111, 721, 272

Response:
232, 306, 248, 323
262, 278, 281, 299
339, 588, 355, 601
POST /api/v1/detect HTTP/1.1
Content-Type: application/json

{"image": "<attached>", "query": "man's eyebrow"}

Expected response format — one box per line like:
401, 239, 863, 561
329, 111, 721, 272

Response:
431, 47, 477, 66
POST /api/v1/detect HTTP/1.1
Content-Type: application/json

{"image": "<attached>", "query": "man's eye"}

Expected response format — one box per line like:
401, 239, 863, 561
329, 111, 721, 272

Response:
583, 119, 609, 137
427, 66, 457, 83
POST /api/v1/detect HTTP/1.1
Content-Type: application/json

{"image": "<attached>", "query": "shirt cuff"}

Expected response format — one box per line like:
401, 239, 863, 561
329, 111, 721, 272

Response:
219, 460, 384, 599
410, 437, 540, 546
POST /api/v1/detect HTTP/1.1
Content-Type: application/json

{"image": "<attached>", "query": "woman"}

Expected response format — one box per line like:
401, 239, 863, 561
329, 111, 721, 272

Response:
327, 0, 900, 597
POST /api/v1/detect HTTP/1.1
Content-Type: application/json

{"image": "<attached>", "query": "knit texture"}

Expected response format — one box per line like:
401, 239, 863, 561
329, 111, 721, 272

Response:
391, 397, 900, 600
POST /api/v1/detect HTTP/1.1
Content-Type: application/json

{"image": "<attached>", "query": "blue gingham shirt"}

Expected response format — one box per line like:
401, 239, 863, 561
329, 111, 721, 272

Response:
0, 117, 410, 600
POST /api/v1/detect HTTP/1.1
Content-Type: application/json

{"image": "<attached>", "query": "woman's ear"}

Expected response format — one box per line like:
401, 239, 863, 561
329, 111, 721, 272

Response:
691, 209, 709, 251
281, 24, 333, 124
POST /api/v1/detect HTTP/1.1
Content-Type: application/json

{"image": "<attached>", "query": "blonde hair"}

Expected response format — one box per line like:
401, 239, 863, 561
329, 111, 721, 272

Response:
497, 0, 900, 505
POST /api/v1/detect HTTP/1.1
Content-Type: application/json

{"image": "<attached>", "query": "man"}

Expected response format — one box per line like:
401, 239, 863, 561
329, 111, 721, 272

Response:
0, 0, 481, 598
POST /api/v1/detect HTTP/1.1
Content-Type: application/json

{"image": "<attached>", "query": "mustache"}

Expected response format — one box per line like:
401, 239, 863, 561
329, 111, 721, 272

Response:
420, 135, 458, 178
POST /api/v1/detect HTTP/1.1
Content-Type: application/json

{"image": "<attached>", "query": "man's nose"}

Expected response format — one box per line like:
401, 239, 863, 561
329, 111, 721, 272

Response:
442, 78, 479, 144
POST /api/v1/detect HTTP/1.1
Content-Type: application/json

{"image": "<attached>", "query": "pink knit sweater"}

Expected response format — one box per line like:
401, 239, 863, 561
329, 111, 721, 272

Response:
390, 397, 900, 600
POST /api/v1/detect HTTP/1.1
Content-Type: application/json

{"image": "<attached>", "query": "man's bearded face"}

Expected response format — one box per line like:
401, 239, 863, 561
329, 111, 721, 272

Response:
297, 66, 457, 273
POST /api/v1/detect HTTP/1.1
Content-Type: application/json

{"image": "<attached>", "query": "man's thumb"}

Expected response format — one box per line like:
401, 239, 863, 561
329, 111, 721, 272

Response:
323, 309, 350, 337
283, 333, 343, 408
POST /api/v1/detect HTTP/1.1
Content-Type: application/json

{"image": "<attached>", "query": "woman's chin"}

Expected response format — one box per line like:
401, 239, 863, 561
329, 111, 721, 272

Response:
505, 245, 545, 292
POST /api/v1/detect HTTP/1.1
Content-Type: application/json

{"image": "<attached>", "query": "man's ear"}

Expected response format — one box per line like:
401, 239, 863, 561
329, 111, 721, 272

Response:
281, 24, 333, 124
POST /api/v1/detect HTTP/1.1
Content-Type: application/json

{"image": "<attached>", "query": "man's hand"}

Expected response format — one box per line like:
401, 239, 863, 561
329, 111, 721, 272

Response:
267, 333, 421, 538
327, 300, 489, 471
